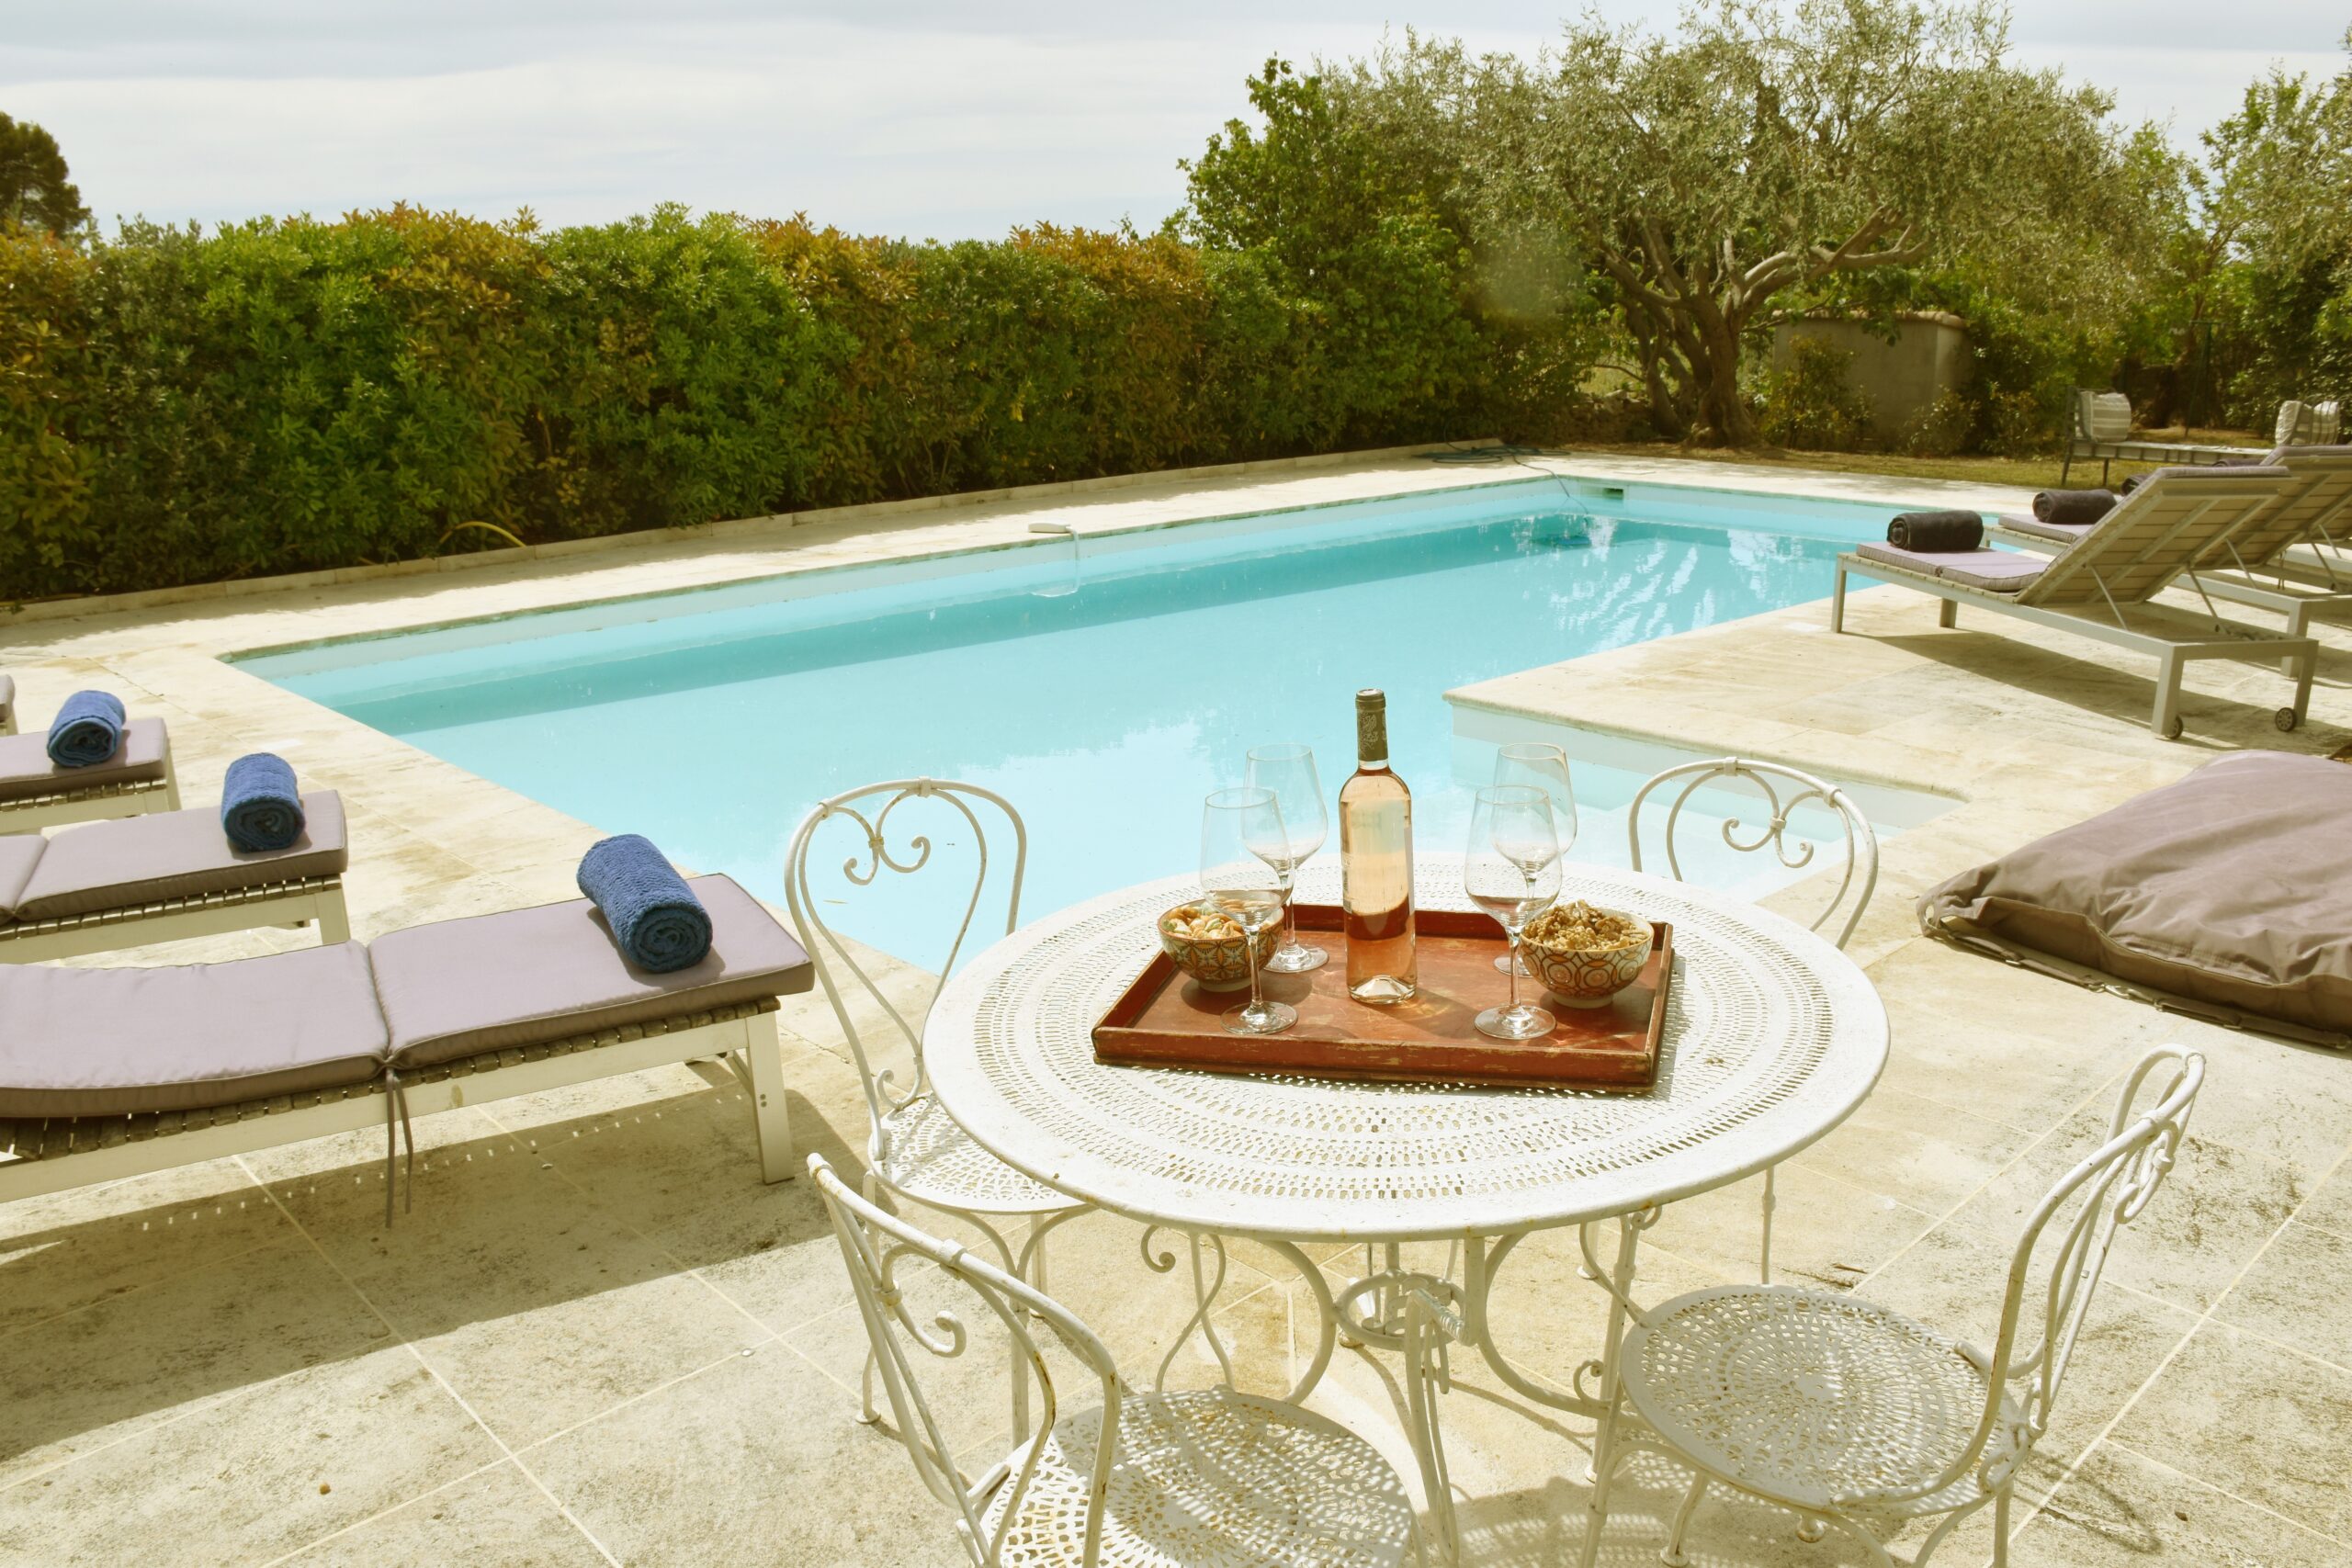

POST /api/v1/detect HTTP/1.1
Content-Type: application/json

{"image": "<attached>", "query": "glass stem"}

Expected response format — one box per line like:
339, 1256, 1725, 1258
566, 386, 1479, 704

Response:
1245, 928, 1265, 1019
1281, 895, 1299, 954
1506, 925, 1522, 1017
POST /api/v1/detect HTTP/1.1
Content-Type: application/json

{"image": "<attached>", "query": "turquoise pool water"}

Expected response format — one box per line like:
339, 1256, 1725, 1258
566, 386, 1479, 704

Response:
240, 477, 1922, 966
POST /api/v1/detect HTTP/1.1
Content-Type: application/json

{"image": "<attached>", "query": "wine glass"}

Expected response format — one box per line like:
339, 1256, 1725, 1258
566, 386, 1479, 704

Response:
1464, 784, 1563, 1041
1245, 742, 1329, 974
1200, 786, 1297, 1036
1491, 742, 1578, 975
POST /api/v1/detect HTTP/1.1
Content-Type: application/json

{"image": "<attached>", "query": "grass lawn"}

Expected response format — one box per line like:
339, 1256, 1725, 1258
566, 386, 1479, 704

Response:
1577, 433, 2269, 492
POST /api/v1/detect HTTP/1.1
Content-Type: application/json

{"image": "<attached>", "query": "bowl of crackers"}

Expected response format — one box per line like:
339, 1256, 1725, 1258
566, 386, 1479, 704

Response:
1159, 902, 1281, 992
1520, 900, 1654, 1008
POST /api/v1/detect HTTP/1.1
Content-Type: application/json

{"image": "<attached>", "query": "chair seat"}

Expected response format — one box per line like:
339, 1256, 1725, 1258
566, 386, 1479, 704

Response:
981, 1387, 1415, 1567
876, 1092, 1082, 1216
1622, 1286, 2009, 1515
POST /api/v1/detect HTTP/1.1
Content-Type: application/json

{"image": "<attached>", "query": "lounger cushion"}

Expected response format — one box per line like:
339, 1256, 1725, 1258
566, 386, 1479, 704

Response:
1854, 541, 2048, 593
368, 874, 813, 1069
9, 792, 348, 922
0, 718, 171, 803
0, 942, 386, 1116
1997, 513, 2094, 546
0, 836, 42, 919
1920, 750, 2352, 1039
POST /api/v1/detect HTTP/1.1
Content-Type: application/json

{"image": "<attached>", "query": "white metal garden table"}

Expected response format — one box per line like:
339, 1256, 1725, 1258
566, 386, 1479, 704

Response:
926, 855, 1887, 1561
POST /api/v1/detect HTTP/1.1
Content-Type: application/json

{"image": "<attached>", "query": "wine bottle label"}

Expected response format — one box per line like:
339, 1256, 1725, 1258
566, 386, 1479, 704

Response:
1355, 689, 1388, 765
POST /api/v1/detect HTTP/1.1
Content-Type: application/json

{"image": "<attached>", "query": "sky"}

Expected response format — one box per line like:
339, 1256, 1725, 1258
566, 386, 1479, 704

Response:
2, 3, 2345, 242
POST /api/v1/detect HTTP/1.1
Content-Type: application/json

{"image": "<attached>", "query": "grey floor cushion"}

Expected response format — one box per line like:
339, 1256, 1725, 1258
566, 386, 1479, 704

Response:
1920, 750, 2352, 1043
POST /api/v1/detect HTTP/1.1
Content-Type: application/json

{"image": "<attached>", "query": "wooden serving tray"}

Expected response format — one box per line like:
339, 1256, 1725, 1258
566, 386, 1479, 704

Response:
1092, 903, 1671, 1089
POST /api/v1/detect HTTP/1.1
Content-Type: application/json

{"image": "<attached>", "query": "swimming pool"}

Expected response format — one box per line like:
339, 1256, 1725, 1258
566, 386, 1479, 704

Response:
239, 476, 1939, 965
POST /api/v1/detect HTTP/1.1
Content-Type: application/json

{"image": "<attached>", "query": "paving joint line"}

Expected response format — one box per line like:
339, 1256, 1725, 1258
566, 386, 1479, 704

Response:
1991, 1126, 2352, 1551
232, 1154, 626, 1568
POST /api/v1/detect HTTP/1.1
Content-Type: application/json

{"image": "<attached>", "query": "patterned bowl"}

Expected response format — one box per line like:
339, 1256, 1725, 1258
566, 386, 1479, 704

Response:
1521, 904, 1655, 1009
1159, 903, 1281, 993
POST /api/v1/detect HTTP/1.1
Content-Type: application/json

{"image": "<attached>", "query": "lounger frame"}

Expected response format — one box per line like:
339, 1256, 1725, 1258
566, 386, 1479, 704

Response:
1987, 535, 2346, 640
0, 998, 795, 1204
1831, 555, 2317, 738
0, 874, 350, 964
0, 764, 182, 835
1992, 451, 2352, 637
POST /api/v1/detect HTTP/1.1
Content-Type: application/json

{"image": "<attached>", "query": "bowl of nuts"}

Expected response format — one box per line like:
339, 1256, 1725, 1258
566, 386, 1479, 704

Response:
1159, 903, 1280, 992
1520, 901, 1655, 1008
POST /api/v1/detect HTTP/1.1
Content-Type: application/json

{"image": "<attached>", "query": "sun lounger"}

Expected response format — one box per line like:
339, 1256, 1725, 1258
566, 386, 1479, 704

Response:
0, 792, 349, 964
1990, 447, 2352, 637
2060, 389, 2267, 485
0, 718, 181, 834
0, 874, 813, 1212
1833, 467, 2317, 739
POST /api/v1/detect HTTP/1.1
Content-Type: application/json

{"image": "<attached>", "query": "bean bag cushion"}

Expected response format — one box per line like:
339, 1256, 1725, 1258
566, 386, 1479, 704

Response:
1919, 750, 2352, 1044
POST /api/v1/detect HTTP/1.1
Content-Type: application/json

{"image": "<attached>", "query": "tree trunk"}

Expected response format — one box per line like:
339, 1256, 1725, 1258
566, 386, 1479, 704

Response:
1687, 309, 1757, 446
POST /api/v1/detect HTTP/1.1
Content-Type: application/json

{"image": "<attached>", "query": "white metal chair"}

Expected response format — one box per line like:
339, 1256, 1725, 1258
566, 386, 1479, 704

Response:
811, 1154, 1419, 1568
1576, 1046, 2203, 1568
786, 779, 1091, 1417
1629, 757, 1878, 1281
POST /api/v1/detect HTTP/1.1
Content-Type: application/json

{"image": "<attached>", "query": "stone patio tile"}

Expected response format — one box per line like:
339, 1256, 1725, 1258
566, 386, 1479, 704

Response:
2144, 1021, 2352, 1181
2211, 1218, 2352, 1371
0, 1236, 387, 1485
0, 1155, 286, 1337
1786, 1082, 2041, 1218
525, 1342, 966, 1568
1642, 1163, 1935, 1292
1939, 1107, 2303, 1315
0, 1346, 500, 1568
2107, 1320, 2352, 1542
1861, 942, 2157, 1134
259, 1120, 768, 1450
2299, 1158, 2352, 1239
1859, 1224, 2197, 1490
277, 1461, 608, 1567
2014, 1440, 2351, 1566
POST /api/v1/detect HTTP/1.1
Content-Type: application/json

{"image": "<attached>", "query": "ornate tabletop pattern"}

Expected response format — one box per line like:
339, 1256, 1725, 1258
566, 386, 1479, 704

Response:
927, 857, 1887, 1242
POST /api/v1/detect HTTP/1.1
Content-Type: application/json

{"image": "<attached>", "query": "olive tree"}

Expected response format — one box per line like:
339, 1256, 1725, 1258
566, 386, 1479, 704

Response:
1542, 2, 2139, 442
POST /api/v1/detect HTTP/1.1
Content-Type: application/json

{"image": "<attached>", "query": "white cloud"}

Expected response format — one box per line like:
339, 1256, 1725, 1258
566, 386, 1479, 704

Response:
1, 3, 2340, 239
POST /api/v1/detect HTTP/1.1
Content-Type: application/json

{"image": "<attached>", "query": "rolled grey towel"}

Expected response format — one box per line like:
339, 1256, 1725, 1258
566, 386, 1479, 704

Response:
221, 752, 305, 852
576, 834, 712, 973
46, 690, 126, 768
1886, 511, 1984, 552
2032, 489, 2117, 525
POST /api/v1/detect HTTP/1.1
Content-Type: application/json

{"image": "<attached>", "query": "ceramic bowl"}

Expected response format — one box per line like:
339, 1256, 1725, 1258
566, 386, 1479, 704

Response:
1521, 905, 1655, 1009
1159, 903, 1280, 992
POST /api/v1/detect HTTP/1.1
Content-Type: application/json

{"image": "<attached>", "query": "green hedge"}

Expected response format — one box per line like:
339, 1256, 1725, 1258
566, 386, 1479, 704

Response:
1, 204, 1521, 600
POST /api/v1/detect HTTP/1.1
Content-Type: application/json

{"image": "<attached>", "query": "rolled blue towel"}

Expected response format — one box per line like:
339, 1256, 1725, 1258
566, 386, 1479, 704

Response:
577, 834, 712, 973
2033, 489, 2117, 525
1885, 511, 1983, 552
221, 752, 305, 852
46, 689, 126, 768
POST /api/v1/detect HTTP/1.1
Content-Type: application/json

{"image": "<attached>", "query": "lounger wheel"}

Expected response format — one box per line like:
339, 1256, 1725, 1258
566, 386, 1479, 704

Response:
2276, 707, 2300, 732
2161, 716, 2184, 740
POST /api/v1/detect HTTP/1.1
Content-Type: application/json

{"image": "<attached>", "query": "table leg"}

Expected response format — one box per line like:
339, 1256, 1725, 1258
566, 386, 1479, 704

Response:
1140, 1226, 1237, 1392
1141, 1230, 1342, 1407
1459, 1206, 1662, 1429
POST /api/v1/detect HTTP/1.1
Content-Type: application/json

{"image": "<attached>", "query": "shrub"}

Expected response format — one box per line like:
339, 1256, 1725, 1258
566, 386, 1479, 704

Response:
0, 229, 98, 592
1758, 338, 1875, 451
1897, 389, 1975, 457
0, 204, 1524, 602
